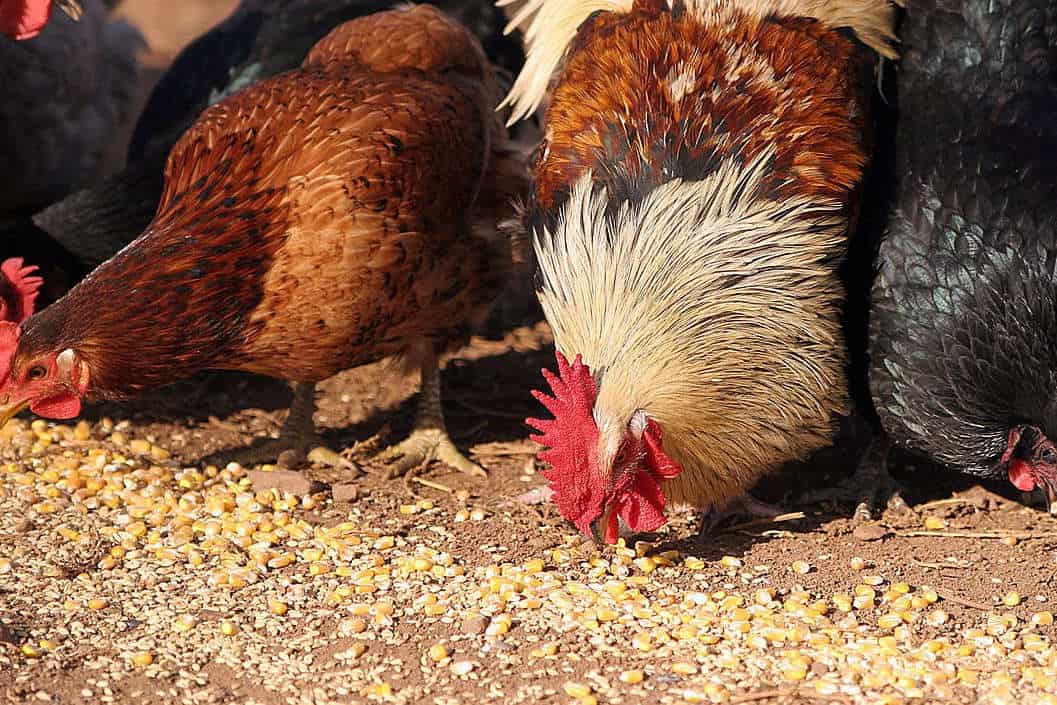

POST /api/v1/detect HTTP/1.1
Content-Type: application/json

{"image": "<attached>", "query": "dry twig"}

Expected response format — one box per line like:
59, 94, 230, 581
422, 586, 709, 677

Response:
719, 512, 806, 534
897, 530, 1057, 540
933, 588, 994, 611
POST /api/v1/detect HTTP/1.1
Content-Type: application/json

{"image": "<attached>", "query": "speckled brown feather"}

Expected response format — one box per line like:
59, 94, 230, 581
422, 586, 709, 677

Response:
534, 4, 871, 215
14, 4, 517, 399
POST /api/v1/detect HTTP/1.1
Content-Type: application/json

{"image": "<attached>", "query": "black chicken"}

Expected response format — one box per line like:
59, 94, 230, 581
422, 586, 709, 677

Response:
866, 0, 1057, 514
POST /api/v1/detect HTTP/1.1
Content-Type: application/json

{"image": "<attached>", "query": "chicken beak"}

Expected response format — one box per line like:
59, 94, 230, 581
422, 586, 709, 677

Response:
589, 503, 616, 545
0, 395, 30, 432
1043, 478, 1057, 516
56, 0, 84, 21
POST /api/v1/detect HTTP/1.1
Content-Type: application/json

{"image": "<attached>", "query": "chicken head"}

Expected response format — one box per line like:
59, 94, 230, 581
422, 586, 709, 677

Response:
1004, 425, 1057, 509
527, 351, 682, 544
0, 323, 89, 427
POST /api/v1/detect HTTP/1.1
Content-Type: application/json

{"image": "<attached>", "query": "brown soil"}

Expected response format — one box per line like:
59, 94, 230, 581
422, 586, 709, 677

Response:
2, 3, 1057, 705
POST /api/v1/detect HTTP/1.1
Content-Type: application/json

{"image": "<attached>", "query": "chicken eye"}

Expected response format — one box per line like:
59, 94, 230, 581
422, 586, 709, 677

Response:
27, 365, 47, 380
1042, 447, 1057, 465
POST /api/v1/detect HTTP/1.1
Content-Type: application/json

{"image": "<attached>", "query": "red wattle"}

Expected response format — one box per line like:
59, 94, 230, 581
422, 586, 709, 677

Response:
31, 392, 81, 419
1008, 458, 1036, 491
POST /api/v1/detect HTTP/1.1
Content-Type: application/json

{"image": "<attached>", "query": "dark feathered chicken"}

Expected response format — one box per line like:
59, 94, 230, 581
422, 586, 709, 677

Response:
868, 0, 1057, 511
0, 0, 141, 214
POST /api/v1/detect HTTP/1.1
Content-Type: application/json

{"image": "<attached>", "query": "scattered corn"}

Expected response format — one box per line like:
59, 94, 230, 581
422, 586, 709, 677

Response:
564, 683, 592, 698
130, 651, 154, 666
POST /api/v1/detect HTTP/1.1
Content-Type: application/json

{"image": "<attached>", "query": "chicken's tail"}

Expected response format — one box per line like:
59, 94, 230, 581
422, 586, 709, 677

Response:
497, 0, 898, 125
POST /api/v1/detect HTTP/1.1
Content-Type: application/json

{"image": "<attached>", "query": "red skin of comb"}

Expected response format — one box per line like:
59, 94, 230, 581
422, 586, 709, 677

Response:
0, 0, 54, 40
527, 351, 682, 543
0, 257, 43, 385
0, 258, 43, 324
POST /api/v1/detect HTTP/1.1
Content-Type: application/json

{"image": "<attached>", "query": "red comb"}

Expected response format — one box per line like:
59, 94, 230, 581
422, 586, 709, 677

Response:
526, 351, 604, 532
0, 0, 53, 40
0, 257, 42, 323
0, 321, 21, 380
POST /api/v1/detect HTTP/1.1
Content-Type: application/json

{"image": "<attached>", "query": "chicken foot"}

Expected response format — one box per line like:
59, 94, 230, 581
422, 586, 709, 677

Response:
380, 359, 486, 479
222, 382, 359, 474
800, 434, 910, 521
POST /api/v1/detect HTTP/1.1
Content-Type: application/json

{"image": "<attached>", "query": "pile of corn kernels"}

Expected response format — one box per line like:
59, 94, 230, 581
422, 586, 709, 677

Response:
1, 417, 1055, 705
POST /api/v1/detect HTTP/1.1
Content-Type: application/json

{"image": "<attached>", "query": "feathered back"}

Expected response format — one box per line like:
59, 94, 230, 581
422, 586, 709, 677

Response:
868, 0, 1057, 477
498, 0, 898, 123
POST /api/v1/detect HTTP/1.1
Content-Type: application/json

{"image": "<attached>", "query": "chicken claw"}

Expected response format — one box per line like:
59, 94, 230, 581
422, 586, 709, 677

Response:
380, 357, 486, 479
800, 434, 909, 521
383, 427, 486, 479
213, 382, 360, 475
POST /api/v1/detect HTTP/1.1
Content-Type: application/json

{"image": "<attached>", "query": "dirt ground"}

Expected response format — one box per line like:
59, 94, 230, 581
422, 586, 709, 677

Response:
3, 2, 1057, 705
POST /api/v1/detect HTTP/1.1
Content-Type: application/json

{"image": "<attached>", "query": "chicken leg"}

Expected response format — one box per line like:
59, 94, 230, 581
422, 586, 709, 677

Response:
223, 382, 359, 474
800, 434, 909, 521
381, 359, 486, 479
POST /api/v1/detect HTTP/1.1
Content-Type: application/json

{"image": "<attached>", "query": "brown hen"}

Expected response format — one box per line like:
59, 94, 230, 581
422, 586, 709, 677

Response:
0, 4, 526, 477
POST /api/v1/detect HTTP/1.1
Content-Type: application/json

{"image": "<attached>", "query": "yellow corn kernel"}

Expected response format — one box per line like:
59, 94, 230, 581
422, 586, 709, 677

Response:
672, 662, 698, 675
1003, 591, 1022, 607
634, 557, 657, 574
428, 643, 448, 662
172, 615, 197, 632
719, 555, 742, 568
87, 598, 108, 610
564, 683, 592, 699
129, 439, 151, 454
268, 599, 288, 616
1031, 611, 1054, 626
923, 516, 946, 529
220, 620, 239, 636
524, 559, 544, 573
130, 651, 154, 666
620, 670, 644, 684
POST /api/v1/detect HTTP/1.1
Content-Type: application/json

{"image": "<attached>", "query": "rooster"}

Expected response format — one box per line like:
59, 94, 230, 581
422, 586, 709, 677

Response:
867, 0, 1057, 513
508, 0, 898, 543
0, 4, 525, 476
0, 0, 141, 216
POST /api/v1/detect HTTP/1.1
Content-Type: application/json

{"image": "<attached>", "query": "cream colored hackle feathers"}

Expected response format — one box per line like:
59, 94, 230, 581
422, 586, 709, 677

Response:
533, 150, 849, 507
496, 0, 899, 123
